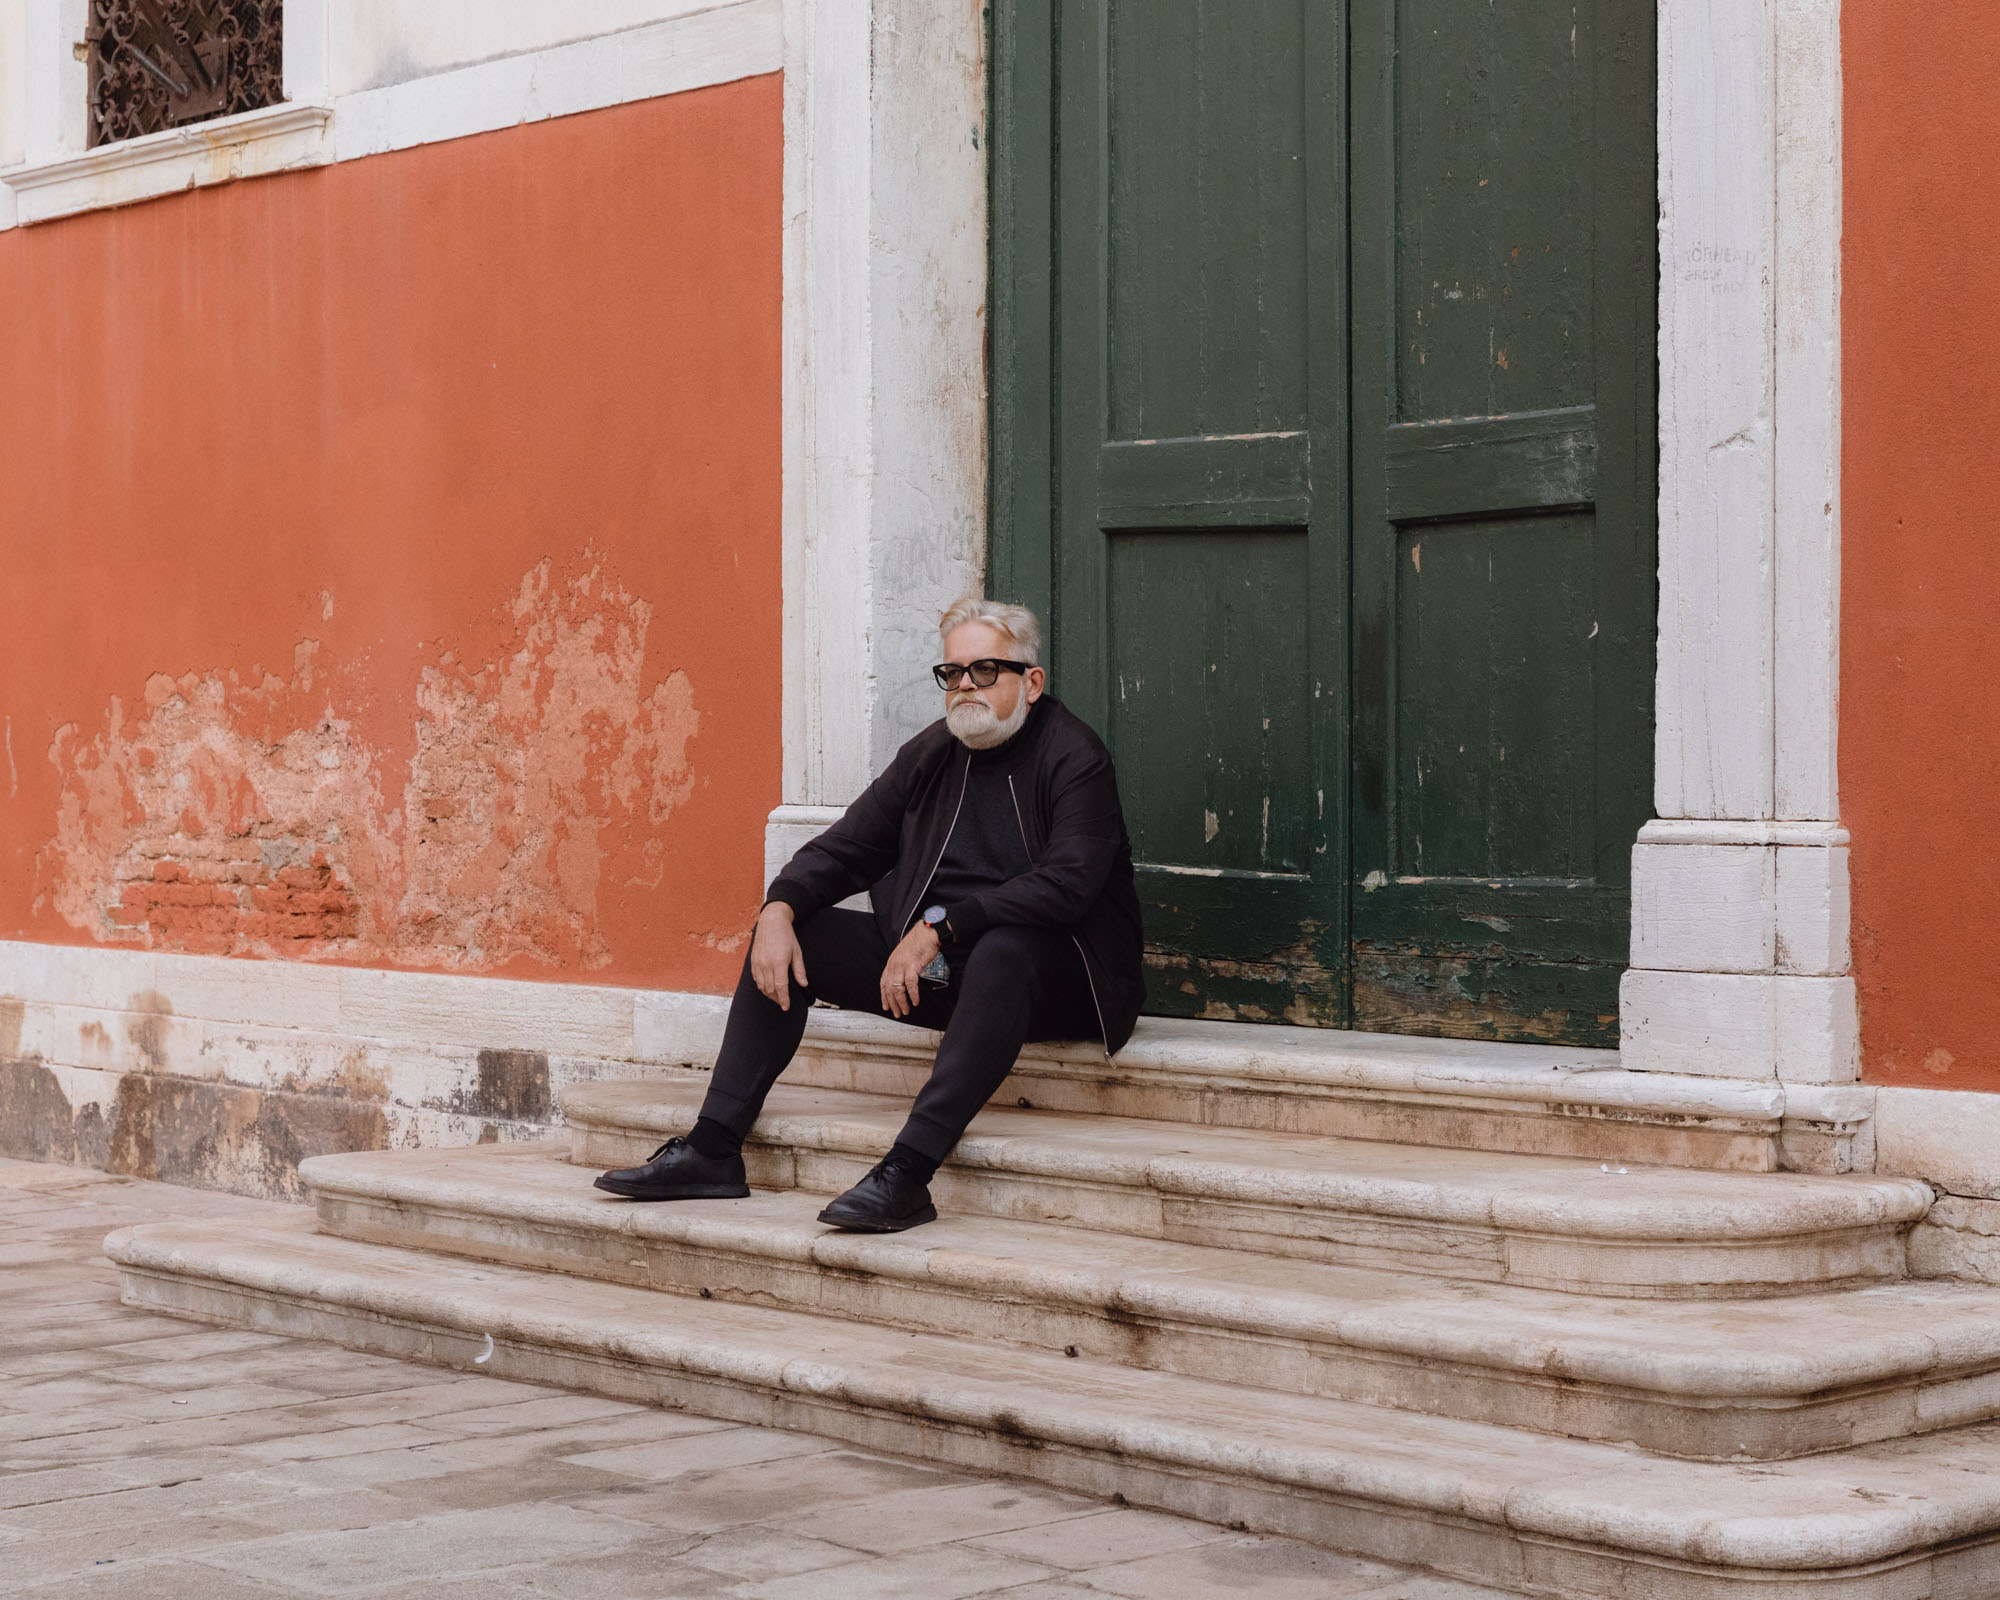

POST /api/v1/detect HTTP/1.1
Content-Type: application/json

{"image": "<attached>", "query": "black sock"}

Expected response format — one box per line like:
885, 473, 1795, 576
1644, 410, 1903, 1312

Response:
687, 1116, 743, 1161
885, 1141, 940, 1185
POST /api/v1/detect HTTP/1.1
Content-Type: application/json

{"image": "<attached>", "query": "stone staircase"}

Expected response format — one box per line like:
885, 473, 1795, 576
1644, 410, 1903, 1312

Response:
103, 1015, 2000, 1597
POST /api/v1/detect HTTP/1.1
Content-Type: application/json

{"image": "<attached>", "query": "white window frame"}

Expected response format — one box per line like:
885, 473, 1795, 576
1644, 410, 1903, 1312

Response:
1, 0, 331, 225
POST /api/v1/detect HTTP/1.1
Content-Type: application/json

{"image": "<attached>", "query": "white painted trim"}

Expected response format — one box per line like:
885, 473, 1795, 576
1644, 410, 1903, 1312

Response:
332, 2, 780, 165
0, 1, 779, 230
1626, 0, 1851, 1084
781, 0, 875, 813
1636, 819, 1847, 848
774, 0, 986, 842
1773, 0, 1843, 824
1, 102, 333, 224
1654, 0, 1778, 824
1876, 1087, 2000, 1201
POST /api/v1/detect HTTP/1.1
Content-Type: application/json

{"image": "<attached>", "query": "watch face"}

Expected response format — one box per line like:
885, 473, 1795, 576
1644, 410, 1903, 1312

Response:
924, 906, 947, 926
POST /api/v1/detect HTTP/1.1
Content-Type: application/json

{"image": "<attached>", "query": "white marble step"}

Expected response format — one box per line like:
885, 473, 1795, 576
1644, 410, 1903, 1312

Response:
302, 1141, 2000, 1462
561, 1079, 1930, 1299
763, 1010, 1872, 1174
106, 1214, 2000, 1600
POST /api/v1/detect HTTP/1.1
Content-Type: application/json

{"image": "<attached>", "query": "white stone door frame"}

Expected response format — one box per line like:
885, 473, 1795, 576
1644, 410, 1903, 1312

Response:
1622, 0, 1852, 1083
772, 0, 1853, 1085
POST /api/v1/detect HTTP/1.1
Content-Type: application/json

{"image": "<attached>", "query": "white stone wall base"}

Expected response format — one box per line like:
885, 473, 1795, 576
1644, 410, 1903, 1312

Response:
1911, 1195, 2000, 1284
1619, 969, 1859, 1083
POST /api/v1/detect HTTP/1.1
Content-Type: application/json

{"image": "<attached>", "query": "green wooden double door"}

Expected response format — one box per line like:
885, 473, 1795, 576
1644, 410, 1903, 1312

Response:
992, 0, 1656, 1045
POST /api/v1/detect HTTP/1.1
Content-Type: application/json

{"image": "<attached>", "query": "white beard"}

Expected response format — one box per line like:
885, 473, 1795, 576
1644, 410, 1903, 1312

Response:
947, 692, 1030, 750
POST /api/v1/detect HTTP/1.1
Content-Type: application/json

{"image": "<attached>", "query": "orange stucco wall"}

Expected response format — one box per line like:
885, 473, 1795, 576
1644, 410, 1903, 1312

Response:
1844, 9, 2000, 1087
0, 77, 782, 992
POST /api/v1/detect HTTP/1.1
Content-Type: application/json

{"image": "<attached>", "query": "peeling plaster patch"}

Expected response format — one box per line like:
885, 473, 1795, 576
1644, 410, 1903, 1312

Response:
4, 716, 15, 796
401, 562, 699, 967
38, 559, 699, 973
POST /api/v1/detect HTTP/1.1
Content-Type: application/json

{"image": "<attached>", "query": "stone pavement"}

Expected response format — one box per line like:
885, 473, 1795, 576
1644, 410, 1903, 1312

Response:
0, 1158, 1513, 1599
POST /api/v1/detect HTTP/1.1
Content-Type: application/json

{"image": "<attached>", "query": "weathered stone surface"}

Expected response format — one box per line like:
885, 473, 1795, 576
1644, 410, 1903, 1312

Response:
105, 1214, 2000, 1597
563, 1078, 1930, 1298
1910, 1193, 2000, 1285
0, 937, 1908, 1205
9, 1157, 1432, 1600
302, 1141, 2000, 1460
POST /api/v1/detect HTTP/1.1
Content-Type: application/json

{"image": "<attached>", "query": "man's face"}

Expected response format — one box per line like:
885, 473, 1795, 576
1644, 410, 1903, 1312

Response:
941, 621, 1045, 748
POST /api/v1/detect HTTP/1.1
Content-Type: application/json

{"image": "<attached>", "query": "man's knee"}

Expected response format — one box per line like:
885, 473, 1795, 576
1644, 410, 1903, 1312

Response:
958, 926, 1064, 999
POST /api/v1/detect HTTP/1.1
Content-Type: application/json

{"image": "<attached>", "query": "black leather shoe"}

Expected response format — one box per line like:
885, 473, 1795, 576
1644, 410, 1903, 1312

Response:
816, 1156, 937, 1232
593, 1137, 749, 1200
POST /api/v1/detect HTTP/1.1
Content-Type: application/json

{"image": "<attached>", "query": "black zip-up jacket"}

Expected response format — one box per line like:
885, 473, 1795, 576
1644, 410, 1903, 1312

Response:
763, 695, 1146, 1053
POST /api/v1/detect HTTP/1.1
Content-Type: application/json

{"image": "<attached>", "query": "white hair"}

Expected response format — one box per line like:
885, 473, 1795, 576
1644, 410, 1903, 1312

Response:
938, 597, 1042, 667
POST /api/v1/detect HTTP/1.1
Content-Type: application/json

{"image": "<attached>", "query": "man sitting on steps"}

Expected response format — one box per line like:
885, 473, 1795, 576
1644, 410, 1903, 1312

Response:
595, 598, 1146, 1232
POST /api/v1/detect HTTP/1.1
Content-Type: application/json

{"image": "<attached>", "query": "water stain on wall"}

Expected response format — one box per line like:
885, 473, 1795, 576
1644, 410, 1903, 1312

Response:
37, 559, 698, 972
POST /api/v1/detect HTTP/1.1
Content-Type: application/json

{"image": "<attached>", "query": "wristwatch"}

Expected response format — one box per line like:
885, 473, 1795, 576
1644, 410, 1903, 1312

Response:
919, 905, 953, 984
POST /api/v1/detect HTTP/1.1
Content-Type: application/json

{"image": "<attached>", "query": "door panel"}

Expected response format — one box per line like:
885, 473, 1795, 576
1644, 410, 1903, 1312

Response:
1054, 0, 1348, 1026
992, 0, 1654, 1044
1108, 529, 1315, 877
1349, 0, 1656, 1046
1104, 0, 1309, 442
1394, 513, 1597, 880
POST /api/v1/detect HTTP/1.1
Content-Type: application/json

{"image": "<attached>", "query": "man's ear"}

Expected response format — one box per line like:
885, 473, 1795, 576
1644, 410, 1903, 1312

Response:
1025, 666, 1047, 702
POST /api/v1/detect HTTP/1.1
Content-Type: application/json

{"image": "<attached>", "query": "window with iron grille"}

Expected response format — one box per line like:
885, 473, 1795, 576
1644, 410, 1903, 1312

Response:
86, 0, 285, 148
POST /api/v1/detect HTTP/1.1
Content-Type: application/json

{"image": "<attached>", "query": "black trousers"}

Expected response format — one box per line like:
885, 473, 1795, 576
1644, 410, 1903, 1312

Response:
698, 907, 1100, 1163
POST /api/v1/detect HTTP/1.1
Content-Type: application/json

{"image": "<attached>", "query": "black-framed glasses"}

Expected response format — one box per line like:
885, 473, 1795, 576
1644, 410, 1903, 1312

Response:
932, 658, 1032, 690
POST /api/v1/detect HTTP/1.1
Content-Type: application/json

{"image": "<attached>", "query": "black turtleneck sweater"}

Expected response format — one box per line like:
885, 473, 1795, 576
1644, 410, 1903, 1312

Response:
922, 745, 1033, 933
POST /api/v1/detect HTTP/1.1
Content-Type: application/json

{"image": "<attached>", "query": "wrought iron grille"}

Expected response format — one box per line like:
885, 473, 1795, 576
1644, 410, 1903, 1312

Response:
86, 0, 284, 148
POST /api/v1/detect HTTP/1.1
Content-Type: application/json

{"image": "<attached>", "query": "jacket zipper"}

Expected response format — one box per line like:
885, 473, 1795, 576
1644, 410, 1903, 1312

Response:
901, 749, 973, 934
1008, 773, 1111, 1058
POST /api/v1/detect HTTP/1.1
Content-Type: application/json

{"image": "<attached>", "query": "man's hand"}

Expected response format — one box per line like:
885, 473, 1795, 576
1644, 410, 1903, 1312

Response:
750, 902, 808, 1010
879, 923, 941, 1018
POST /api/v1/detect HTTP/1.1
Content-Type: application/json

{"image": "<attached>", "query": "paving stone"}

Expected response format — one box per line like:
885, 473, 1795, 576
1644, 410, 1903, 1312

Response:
0, 1474, 324, 1537
0, 1378, 153, 1415
419, 1393, 642, 1435
1075, 1536, 1425, 1599
241, 1447, 471, 1492
775, 1478, 1105, 1554
101, 1382, 308, 1423
566, 1450, 958, 1533
561, 1425, 837, 1480
361, 1456, 638, 1516
0, 1456, 234, 1512
3, 1560, 300, 1600
736, 1543, 1062, 1599
95, 1330, 291, 1362
1352, 1578, 1532, 1600
193, 1504, 654, 1594
968, 1506, 1223, 1569
0, 1511, 278, 1591
678, 1524, 872, 1579
969, 1586, 1105, 1600
410, 1413, 726, 1471
0, 1159, 1521, 1600
236, 1422, 455, 1462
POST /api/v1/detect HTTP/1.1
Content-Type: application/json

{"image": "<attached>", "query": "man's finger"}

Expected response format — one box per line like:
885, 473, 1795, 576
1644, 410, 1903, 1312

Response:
791, 945, 809, 991
760, 959, 789, 1010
